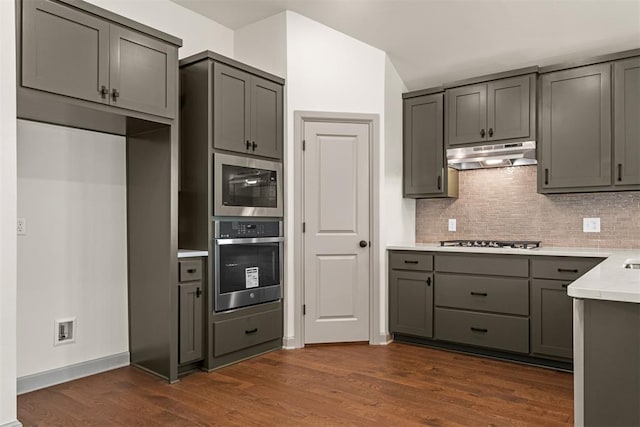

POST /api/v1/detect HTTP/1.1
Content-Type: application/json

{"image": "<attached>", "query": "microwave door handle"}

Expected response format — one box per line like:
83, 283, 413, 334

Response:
216, 236, 285, 245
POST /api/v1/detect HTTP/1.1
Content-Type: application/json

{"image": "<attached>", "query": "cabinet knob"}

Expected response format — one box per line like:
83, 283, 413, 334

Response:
488, 128, 494, 137
252, 141, 258, 151
544, 168, 549, 185
437, 175, 442, 190
426, 277, 431, 286
359, 240, 368, 248
246, 140, 251, 150
111, 88, 120, 101
480, 128, 485, 138
100, 85, 109, 99
196, 287, 202, 298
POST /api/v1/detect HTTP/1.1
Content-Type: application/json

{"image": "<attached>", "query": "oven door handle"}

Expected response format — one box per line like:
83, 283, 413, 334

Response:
215, 237, 285, 245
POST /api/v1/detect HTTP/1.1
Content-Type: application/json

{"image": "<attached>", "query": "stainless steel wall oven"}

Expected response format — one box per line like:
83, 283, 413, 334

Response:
214, 153, 283, 217
214, 220, 283, 312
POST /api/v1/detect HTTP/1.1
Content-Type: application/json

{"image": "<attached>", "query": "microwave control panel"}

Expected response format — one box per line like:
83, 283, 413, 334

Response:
217, 221, 282, 238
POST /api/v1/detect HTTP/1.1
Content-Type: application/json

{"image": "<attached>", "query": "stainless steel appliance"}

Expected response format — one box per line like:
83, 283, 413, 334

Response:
214, 220, 283, 312
447, 141, 537, 170
440, 240, 541, 249
214, 153, 283, 217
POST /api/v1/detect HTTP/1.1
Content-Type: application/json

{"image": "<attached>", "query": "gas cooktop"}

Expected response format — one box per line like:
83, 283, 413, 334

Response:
440, 240, 541, 249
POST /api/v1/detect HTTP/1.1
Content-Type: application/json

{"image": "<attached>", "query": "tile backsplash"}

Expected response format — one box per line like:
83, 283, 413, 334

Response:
416, 166, 640, 249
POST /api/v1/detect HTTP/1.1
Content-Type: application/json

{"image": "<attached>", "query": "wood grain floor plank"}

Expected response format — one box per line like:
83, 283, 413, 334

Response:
18, 342, 573, 426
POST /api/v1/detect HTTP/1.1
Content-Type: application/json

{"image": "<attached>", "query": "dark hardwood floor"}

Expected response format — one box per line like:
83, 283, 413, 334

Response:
18, 342, 574, 426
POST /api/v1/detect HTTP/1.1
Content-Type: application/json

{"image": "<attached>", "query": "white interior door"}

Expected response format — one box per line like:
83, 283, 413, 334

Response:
303, 120, 370, 344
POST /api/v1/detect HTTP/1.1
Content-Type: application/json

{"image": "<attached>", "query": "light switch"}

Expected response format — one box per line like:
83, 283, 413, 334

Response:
583, 218, 600, 233
448, 219, 456, 232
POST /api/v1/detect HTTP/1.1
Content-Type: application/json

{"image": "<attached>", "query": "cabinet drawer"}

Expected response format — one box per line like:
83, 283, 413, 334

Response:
435, 254, 528, 277
389, 251, 433, 271
531, 257, 603, 281
213, 308, 282, 357
435, 308, 529, 354
179, 260, 202, 282
435, 274, 529, 315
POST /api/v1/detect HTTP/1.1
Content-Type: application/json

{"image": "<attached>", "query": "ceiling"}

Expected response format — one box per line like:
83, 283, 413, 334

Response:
171, 0, 640, 90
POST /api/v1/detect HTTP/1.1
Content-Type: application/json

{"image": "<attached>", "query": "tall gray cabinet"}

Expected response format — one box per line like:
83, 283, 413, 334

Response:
179, 51, 285, 370
538, 49, 640, 193
18, 0, 183, 382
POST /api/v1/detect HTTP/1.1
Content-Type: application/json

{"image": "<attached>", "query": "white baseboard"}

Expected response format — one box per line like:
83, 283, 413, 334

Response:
370, 333, 392, 345
17, 351, 129, 395
1, 421, 23, 427
282, 336, 298, 349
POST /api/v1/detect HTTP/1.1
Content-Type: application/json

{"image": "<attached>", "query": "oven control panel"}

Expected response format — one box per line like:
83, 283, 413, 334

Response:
217, 221, 282, 238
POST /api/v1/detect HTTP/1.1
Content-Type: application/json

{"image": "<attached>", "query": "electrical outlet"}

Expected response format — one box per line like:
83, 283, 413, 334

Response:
17, 218, 26, 235
54, 318, 76, 346
448, 219, 457, 232
583, 218, 601, 233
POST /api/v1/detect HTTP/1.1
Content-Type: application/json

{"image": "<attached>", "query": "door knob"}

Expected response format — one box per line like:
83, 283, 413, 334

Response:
359, 240, 368, 248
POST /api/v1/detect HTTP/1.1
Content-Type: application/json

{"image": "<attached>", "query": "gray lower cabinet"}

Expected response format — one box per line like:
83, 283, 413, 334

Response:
614, 56, 640, 187
21, 0, 179, 118
178, 259, 204, 365
583, 300, 640, 426
403, 92, 457, 198
388, 251, 434, 338
446, 74, 533, 146
530, 257, 603, 360
213, 62, 283, 159
530, 279, 573, 359
213, 304, 283, 358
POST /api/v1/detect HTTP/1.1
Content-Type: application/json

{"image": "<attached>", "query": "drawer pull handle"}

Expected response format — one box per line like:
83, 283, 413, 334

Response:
557, 268, 579, 273
470, 327, 488, 333
404, 260, 419, 264
245, 328, 258, 334
561, 283, 569, 288
187, 268, 197, 273
196, 288, 202, 298
470, 292, 488, 297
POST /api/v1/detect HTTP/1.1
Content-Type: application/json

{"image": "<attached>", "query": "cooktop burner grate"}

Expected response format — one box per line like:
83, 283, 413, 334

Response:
440, 240, 541, 249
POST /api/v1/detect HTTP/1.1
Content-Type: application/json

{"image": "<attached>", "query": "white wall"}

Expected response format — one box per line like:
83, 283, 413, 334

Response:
17, 121, 128, 378
85, 0, 234, 58
234, 12, 287, 79
0, 0, 18, 423
284, 12, 388, 342
380, 56, 413, 335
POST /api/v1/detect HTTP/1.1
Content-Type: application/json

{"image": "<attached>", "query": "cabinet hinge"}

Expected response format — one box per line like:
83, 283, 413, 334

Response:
302, 139, 306, 151
302, 222, 306, 233
303, 304, 306, 315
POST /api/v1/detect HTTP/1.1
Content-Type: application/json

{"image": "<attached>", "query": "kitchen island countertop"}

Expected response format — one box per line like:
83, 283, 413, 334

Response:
387, 243, 640, 304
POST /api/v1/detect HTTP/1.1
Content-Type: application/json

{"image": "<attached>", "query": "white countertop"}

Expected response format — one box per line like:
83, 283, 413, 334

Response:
178, 249, 208, 258
387, 243, 640, 304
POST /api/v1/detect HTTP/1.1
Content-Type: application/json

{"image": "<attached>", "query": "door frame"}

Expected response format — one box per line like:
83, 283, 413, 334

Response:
292, 111, 380, 348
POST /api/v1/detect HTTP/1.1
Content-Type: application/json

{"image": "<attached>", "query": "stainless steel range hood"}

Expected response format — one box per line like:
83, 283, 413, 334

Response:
447, 141, 537, 170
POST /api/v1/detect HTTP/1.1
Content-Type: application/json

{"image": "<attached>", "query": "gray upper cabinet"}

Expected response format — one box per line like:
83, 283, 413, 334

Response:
213, 63, 283, 159
109, 26, 177, 118
539, 63, 612, 191
447, 75, 532, 146
447, 84, 487, 145
21, 0, 178, 118
614, 57, 640, 187
403, 93, 454, 197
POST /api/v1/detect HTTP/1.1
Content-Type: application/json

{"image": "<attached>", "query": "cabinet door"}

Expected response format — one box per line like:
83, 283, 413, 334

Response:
403, 93, 444, 196
389, 270, 433, 338
213, 63, 251, 154
447, 84, 487, 145
487, 75, 530, 141
250, 76, 283, 159
21, 0, 109, 104
109, 25, 177, 118
179, 282, 203, 364
530, 279, 573, 359
614, 57, 640, 187
540, 64, 612, 190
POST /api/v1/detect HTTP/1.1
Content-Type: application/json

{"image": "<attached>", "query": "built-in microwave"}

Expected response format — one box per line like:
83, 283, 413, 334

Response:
213, 153, 283, 217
